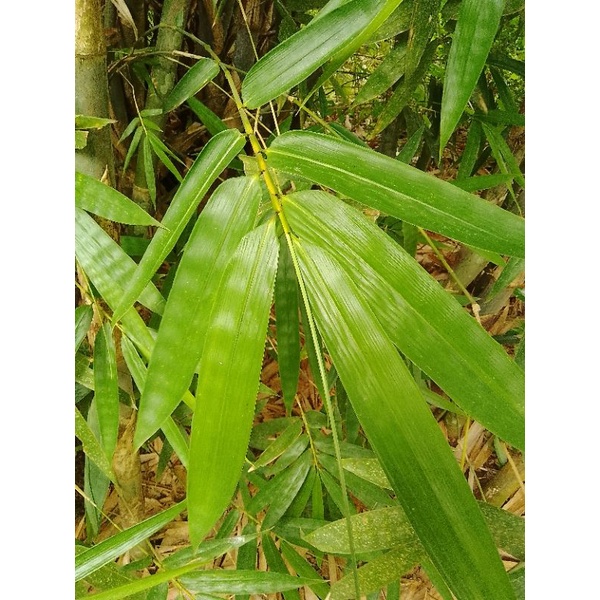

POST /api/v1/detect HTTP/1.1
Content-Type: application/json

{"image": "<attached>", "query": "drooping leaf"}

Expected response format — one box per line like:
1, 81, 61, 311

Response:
262, 533, 301, 600
268, 131, 524, 258
75, 172, 163, 227
275, 238, 301, 414
440, 0, 506, 150
283, 191, 524, 449
162, 58, 219, 113
250, 419, 304, 471
187, 221, 279, 546
112, 128, 245, 325
135, 177, 262, 447
75, 502, 186, 581
242, 0, 401, 109
93, 323, 119, 459
294, 239, 515, 599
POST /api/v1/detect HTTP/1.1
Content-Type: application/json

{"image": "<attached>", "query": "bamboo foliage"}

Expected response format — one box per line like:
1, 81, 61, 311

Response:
75, 0, 524, 598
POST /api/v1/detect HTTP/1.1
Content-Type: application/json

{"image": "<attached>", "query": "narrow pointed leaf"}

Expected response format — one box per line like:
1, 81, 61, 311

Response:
353, 40, 407, 107
440, 0, 505, 150
268, 132, 524, 257
275, 238, 301, 414
404, 0, 440, 80
179, 570, 321, 594
135, 177, 262, 447
283, 191, 524, 449
162, 58, 219, 113
250, 419, 303, 471
188, 221, 279, 546
94, 323, 119, 459
262, 534, 301, 600
330, 547, 421, 600
75, 172, 163, 227
120, 335, 190, 469
75, 208, 165, 316
75, 406, 117, 484
113, 129, 245, 324
242, 0, 397, 109
75, 500, 186, 581
75, 305, 93, 353
294, 240, 515, 599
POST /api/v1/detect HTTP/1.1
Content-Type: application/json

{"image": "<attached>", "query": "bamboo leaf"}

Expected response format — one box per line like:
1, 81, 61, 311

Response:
112, 129, 245, 325
94, 323, 120, 459
135, 177, 262, 448
268, 132, 524, 258
122, 124, 143, 172
75, 172, 163, 227
75, 305, 93, 353
146, 131, 184, 183
353, 40, 407, 107
187, 97, 228, 135
440, 0, 505, 150
250, 420, 303, 471
282, 192, 524, 449
275, 238, 301, 414
75, 406, 117, 484
294, 240, 515, 599
404, 0, 439, 80
187, 221, 279, 546
75, 208, 165, 316
120, 335, 190, 469
162, 58, 219, 113
242, 0, 400, 109
179, 570, 321, 594
143, 133, 157, 204
330, 547, 421, 600
75, 501, 186, 581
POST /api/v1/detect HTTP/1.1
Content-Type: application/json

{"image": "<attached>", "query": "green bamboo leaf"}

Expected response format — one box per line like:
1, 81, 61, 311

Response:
440, 0, 505, 150
368, 0, 413, 42
275, 238, 301, 414
94, 323, 119, 459
75, 406, 117, 484
262, 451, 312, 528
268, 131, 524, 257
404, 0, 440, 80
330, 547, 421, 600
162, 58, 219, 113
342, 458, 392, 489
75, 172, 163, 227
179, 570, 321, 594
485, 256, 524, 302
242, 0, 398, 109
118, 117, 140, 143
250, 420, 303, 471
75, 115, 116, 130
75, 208, 165, 316
280, 541, 331, 599
75, 501, 186, 581
146, 130, 184, 183
187, 97, 228, 136
453, 173, 514, 192
135, 177, 262, 448
120, 335, 190, 469
396, 125, 425, 163
75, 305, 93, 353
122, 124, 143, 172
481, 121, 525, 188
187, 221, 279, 546
353, 40, 407, 107
283, 191, 524, 449
262, 534, 301, 600
294, 240, 515, 599
143, 133, 157, 204
112, 128, 245, 325
372, 39, 439, 135
75, 130, 88, 149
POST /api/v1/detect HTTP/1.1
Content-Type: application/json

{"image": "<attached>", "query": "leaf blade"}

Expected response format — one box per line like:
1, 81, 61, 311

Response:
295, 239, 515, 599
112, 128, 245, 324
268, 131, 524, 258
439, 0, 505, 150
187, 221, 279, 545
